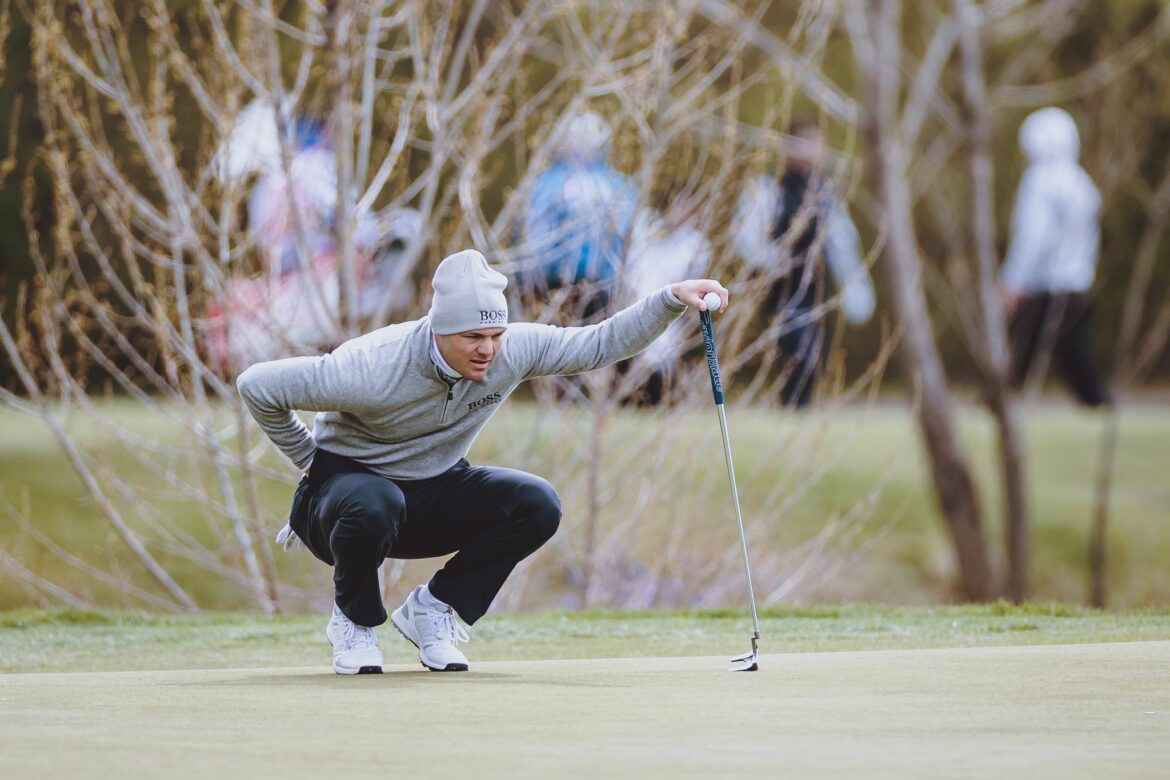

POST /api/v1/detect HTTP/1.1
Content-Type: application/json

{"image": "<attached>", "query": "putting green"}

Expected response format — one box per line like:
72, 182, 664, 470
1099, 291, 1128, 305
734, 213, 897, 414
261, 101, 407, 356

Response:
2, 641, 1167, 777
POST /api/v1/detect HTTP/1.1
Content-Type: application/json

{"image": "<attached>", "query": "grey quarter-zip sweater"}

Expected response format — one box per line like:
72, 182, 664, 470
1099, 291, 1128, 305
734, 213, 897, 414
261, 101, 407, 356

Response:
237, 287, 688, 479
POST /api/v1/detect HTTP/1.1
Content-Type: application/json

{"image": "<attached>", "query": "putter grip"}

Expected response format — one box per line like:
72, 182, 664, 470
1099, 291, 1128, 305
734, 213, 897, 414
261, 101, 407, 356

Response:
700, 309, 724, 405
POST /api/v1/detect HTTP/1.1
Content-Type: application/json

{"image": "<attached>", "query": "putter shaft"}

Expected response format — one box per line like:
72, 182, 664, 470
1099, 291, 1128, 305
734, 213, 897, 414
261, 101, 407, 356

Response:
715, 402, 761, 643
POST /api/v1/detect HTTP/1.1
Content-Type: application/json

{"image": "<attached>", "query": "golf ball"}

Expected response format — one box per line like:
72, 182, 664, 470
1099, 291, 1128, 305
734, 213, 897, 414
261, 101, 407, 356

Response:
702, 291, 721, 313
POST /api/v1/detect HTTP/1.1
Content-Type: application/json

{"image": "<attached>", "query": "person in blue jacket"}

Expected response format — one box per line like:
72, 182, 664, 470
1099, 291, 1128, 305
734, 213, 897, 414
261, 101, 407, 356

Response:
517, 111, 638, 322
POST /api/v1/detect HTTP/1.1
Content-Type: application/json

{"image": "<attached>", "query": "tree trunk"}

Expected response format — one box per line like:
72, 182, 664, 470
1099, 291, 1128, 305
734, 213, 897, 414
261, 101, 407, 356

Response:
987, 389, 1028, 601
863, 0, 994, 601
954, 0, 1029, 601
328, 0, 359, 338
1089, 402, 1120, 608
582, 372, 609, 607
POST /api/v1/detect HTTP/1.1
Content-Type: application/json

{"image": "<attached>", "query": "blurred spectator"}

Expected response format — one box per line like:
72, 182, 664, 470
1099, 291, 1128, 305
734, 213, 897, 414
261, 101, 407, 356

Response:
622, 196, 712, 404
517, 111, 638, 322
205, 99, 419, 375
732, 123, 875, 407
1001, 107, 1107, 407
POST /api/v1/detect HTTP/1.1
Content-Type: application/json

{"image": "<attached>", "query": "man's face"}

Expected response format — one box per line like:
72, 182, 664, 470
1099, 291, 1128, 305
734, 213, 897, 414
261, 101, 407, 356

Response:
435, 328, 506, 381
790, 126, 824, 174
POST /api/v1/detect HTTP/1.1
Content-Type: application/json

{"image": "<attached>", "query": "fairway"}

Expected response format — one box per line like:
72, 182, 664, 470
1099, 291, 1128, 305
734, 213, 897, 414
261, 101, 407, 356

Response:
2, 641, 1167, 778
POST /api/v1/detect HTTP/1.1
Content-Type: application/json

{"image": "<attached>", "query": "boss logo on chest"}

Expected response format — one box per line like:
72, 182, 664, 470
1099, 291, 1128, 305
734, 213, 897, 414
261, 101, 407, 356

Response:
467, 392, 502, 411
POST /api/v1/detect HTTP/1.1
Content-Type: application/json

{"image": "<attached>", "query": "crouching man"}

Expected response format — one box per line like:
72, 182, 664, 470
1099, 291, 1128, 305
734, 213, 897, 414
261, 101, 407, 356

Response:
237, 249, 727, 675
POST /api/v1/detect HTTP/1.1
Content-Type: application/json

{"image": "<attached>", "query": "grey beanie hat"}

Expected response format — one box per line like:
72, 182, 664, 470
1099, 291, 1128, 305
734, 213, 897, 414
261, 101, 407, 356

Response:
428, 249, 510, 334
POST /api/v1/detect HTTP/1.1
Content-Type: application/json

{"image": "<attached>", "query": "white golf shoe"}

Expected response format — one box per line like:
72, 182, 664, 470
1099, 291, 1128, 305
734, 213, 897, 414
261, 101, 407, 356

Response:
390, 586, 471, 672
325, 604, 383, 675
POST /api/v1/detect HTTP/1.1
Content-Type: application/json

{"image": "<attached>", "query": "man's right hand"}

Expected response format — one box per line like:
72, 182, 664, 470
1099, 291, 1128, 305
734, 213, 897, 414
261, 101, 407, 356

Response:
669, 279, 729, 313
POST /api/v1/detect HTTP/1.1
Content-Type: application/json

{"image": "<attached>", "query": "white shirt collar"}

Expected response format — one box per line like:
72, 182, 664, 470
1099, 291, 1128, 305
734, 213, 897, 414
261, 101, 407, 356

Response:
431, 336, 461, 382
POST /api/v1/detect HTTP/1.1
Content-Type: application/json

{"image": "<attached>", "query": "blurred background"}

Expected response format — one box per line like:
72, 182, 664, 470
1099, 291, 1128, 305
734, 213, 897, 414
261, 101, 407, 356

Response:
0, 0, 1167, 617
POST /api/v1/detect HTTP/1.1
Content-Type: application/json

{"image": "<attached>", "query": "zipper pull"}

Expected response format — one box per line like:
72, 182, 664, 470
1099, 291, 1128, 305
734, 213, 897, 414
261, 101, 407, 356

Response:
447, 390, 453, 401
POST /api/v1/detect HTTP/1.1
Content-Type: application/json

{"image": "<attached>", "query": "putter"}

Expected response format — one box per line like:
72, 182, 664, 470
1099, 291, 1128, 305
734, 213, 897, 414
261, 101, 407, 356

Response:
699, 301, 761, 672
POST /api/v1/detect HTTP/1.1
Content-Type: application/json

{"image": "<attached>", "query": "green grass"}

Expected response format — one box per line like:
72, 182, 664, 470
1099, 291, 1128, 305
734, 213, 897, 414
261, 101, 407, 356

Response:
4, 604, 1170, 673
4, 606, 1169, 778
6, 636, 1169, 778
1, 399, 1169, 611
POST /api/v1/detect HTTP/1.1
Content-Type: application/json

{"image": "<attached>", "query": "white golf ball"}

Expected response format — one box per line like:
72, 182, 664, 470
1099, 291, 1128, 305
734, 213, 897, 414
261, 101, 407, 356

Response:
702, 291, 722, 313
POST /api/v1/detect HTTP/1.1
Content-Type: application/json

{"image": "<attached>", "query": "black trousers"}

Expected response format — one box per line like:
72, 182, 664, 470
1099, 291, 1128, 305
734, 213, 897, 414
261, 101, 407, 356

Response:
767, 272, 825, 408
1009, 292, 1107, 407
288, 449, 562, 627
777, 315, 823, 408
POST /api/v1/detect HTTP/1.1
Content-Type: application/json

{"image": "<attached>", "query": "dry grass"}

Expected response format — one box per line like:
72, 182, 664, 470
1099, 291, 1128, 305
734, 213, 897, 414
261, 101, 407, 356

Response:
2, 398, 1168, 613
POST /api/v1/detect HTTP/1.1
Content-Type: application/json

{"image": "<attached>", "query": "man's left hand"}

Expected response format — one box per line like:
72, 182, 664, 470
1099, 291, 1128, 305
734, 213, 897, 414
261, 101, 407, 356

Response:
670, 279, 729, 313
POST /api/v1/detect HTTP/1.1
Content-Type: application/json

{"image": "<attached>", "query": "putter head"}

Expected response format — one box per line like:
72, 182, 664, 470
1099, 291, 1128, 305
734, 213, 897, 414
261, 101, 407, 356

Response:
728, 646, 760, 672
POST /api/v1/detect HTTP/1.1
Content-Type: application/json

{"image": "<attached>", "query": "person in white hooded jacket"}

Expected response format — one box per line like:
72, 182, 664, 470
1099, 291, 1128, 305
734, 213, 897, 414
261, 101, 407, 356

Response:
1001, 107, 1107, 407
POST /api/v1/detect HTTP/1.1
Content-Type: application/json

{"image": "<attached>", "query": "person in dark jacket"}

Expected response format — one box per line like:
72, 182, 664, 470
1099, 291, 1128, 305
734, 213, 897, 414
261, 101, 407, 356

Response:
734, 124, 875, 407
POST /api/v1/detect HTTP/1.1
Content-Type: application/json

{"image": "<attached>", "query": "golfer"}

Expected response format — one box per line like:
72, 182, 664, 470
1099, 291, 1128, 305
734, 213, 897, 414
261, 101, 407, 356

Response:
237, 249, 727, 675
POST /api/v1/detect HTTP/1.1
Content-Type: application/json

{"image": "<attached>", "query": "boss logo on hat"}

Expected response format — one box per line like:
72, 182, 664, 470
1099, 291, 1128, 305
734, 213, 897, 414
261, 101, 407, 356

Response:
480, 309, 507, 324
